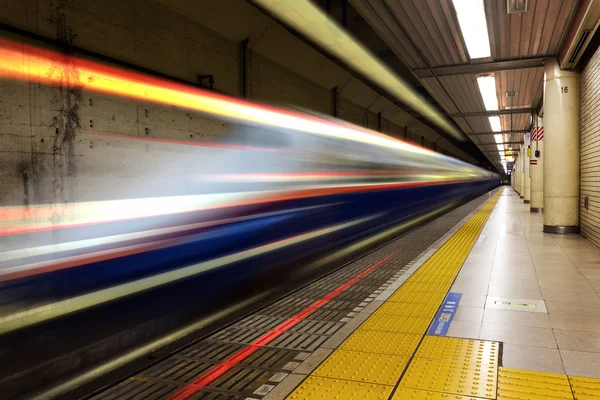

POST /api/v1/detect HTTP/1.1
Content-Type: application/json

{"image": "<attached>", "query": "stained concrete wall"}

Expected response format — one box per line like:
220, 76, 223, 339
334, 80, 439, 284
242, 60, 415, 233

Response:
0, 0, 472, 209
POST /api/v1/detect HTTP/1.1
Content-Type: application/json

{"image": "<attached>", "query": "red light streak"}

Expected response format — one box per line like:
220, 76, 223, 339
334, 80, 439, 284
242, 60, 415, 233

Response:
167, 248, 401, 400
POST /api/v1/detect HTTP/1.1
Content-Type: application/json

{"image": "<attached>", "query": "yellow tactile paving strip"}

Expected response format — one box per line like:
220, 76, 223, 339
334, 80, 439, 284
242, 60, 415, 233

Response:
570, 376, 600, 400
391, 388, 480, 399
285, 191, 600, 400
313, 350, 409, 385
339, 330, 421, 356
415, 336, 499, 367
497, 367, 573, 399
289, 376, 392, 399
400, 357, 497, 398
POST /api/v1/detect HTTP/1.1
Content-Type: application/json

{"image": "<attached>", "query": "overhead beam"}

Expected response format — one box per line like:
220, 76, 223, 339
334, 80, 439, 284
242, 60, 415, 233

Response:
479, 142, 524, 146
482, 150, 521, 154
468, 129, 530, 136
449, 107, 532, 117
413, 57, 549, 78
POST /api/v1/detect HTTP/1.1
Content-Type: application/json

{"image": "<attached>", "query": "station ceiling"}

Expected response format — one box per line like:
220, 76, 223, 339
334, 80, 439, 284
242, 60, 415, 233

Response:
349, 0, 579, 171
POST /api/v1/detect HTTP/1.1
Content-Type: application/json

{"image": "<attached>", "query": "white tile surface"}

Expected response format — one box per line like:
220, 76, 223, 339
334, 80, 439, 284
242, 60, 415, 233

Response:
450, 187, 600, 378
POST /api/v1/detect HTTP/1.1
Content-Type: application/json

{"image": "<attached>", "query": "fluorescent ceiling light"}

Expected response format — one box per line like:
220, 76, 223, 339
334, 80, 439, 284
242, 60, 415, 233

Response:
489, 116, 502, 132
452, 0, 491, 59
477, 76, 499, 111
494, 134, 503, 143
497, 144, 504, 151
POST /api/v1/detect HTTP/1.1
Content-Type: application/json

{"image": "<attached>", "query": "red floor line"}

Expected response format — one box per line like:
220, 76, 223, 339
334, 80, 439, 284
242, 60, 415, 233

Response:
166, 249, 401, 400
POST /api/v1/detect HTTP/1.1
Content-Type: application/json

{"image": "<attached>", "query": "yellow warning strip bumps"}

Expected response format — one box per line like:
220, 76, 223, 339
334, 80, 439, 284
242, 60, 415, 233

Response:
287, 192, 502, 399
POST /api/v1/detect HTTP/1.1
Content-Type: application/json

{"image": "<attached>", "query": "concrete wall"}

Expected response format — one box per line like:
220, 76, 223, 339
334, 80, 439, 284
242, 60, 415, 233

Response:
0, 0, 471, 208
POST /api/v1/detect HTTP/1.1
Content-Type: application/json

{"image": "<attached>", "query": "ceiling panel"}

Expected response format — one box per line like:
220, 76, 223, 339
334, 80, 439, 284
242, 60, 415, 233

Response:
351, 0, 579, 171
485, 0, 578, 60
420, 77, 460, 113
464, 116, 494, 133
384, 0, 468, 67
350, 0, 428, 68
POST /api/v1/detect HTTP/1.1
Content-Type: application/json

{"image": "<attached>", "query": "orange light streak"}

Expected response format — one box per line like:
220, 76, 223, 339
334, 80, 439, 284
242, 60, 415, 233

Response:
0, 38, 437, 158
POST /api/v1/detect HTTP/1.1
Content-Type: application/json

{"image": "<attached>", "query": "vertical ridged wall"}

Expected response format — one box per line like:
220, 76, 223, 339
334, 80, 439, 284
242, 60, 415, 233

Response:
581, 45, 600, 246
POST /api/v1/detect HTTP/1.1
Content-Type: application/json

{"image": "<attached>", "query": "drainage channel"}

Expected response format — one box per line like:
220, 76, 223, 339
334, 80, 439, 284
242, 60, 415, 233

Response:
89, 194, 491, 400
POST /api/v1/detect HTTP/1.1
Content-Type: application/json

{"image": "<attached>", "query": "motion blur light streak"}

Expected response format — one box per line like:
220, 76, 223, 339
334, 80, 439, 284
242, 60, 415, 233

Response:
0, 215, 378, 334
0, 38, 435, 156
1, 179, 467, 236
0, 205, 331, 264
87, 131, 286, 152
0, 205, 335, 282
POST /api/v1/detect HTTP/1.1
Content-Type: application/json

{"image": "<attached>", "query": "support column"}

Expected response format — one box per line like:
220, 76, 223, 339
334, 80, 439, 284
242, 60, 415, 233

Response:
513, 155, 521, 194
543, 59, 580, 233
520, 147, 525, 199
530, 116, 544, 212
511, 169, 514, 189
524, 136, 531, 204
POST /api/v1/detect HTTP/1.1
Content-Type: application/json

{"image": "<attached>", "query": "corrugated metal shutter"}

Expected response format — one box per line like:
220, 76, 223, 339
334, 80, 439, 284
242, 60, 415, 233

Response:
580, 45, 600, 247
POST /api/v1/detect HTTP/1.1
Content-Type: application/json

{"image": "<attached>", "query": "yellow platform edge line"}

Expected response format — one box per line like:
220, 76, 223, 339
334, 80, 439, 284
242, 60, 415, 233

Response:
285, 190, 503, 400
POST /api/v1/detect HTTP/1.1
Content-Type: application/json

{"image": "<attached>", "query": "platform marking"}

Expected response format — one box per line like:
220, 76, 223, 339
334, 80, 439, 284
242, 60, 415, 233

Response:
166, 248, 403, 400
485, 296, 548, 313
428, 292, 462, 336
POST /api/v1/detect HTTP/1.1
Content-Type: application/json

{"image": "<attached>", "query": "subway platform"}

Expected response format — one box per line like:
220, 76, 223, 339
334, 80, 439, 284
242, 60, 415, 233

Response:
87, 187, 600, 400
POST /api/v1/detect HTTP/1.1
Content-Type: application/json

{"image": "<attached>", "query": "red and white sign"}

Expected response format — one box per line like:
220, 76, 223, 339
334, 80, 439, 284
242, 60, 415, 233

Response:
530, 159, 538, 165
531, 126, 544, 141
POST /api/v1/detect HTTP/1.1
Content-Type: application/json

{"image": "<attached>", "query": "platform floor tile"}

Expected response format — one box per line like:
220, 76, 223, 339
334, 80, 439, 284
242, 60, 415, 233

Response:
399, 357, 497, 399
570, 375, 600, 400
312, 349, 409, 385
391, 387, 480, 399
339, 330, 421, 356
416, 336, 499, 367
497, 367, 573, 399
360, 315, 432, 334
286, 376, 392, 399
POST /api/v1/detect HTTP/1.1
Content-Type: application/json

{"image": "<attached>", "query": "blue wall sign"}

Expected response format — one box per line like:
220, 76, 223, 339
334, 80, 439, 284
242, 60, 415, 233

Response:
428, 292, 462, 336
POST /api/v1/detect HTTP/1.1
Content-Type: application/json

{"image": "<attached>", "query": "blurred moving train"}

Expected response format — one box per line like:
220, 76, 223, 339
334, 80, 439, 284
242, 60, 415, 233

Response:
0, 107, 498, 329
0, 36, 497, 394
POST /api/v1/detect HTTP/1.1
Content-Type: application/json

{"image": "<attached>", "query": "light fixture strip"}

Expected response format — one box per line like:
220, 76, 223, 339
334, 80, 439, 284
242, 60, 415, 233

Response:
452, 0, 492, 59
489, 116, 502, 132
477, 76, 499, 111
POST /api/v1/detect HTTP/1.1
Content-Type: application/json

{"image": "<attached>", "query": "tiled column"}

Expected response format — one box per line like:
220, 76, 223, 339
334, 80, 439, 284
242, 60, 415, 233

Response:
520, 147, 525, 199
524, 134, 531, 204
513, 153, 521, 194
543, 59, 579, 233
